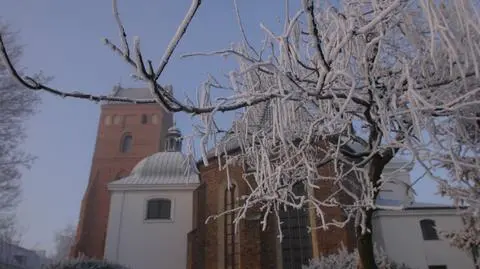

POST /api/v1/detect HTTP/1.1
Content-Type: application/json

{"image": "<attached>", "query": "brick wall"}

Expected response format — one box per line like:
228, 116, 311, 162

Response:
191, 154, 356, 269
71, 103, 172, 259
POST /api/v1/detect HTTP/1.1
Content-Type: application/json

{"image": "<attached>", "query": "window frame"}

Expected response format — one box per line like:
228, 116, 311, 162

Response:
217, 180, 241, 269
13, 255, 27, 266
420, 219, 439, 240
144, 197, 174, 223
120, 133, 133, 153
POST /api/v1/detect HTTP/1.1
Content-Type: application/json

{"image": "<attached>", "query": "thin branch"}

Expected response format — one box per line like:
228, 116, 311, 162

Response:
112, 0, 130, 59
233, 0, 259, 59
155, 0, 201, 80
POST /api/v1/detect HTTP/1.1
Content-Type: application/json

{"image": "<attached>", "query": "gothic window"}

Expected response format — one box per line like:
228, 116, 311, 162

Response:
224, 185, 239, 269
420, 219, 439, 240
120, 134, 133, 153
141, 114, 148, 124
279, 183, 313, 269
146, 199, 172, 220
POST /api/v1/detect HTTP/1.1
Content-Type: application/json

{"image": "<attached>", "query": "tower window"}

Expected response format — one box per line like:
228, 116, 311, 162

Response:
146, 199, 172, 220
420, 219, 439, 240
104, 115, 112, 126
151, 114, 158, 125
141, 114, 148, 124
120, 134, 133, 153
113, 115, 122, 125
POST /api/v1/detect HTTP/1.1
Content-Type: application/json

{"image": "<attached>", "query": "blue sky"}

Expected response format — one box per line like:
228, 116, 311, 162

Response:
1, 0, 450, 254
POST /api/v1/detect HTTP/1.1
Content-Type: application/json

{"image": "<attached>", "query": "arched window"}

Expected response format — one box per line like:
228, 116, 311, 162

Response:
141, 114, 148, 124
146, 199, 172, 220
420, 219, 439, 240
224, 185, 239, 269
120, 134, 133, 153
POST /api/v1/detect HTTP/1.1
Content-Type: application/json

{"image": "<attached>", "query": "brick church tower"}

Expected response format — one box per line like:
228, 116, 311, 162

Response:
71, 87, 173, 259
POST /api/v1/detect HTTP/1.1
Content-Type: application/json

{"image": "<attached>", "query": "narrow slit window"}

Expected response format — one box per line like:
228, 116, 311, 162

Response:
141, 114, 148, 124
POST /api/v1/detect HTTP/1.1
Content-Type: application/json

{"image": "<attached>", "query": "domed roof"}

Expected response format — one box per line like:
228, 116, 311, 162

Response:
167, 125, 181, 135
109, 151, 199, 188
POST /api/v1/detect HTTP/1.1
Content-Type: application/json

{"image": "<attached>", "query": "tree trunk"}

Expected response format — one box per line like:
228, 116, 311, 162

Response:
356, 151, 396, 269
356, 209, 377, 269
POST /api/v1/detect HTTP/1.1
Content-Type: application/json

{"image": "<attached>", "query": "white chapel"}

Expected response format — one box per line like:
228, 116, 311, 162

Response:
104, 125, 199, 269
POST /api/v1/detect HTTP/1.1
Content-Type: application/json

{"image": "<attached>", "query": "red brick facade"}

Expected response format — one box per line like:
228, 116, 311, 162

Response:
188, 156, 356, 269
70, 103, 172, 259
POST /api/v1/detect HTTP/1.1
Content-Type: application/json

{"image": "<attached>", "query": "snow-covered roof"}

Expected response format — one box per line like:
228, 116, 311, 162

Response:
109, 152, 199, 189
376, 198, 455, 210
0, 240, 47, 269
110, 87, 154, 100
406, 201, 456, 209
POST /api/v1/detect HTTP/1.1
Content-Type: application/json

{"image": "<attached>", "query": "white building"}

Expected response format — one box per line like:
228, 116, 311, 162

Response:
104, 126, 199, 269
0, 240, 49, 269
373, 159, 477, 269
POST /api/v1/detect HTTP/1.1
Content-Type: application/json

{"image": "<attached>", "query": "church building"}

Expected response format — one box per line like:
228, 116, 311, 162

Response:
71, 87, 475, 269
71, 87, 354, 269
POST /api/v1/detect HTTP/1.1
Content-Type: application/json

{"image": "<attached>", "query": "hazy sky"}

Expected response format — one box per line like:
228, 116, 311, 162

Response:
1, 0, 450, 254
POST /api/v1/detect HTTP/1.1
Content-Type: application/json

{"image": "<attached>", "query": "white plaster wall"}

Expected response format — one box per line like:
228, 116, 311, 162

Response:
373, 210, 476, 269
378, 166, 414, 203
105, 189, 194, 269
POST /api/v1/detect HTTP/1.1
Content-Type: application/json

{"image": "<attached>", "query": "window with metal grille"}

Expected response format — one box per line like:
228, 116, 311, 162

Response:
224, 185, 239, 269
146, 199, 171, 220
279, 183, 312, 269
420, 219, 439, 240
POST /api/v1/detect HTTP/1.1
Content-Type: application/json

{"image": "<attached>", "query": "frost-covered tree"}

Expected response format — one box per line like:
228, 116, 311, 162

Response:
433, 94, 480, 265
1, 1, 480, 268
46, 258, 129, 269
51, 224, 77, 262
0, 21, 41, 241
303, 246, 415, 269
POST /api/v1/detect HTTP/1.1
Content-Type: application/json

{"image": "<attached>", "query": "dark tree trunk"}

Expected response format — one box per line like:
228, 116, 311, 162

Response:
356, 151, 396, 269
356, 209, 377, 269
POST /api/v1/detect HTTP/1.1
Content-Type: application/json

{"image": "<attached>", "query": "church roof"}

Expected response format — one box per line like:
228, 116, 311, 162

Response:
109, 152, 199, 189
104, 86, 172, 104
376, 198, 456, 210
102, 87, 155, 105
